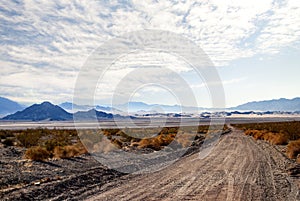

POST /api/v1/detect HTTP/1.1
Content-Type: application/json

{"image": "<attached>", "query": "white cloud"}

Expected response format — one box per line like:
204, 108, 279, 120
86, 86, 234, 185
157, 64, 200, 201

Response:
0, 0, 299, 104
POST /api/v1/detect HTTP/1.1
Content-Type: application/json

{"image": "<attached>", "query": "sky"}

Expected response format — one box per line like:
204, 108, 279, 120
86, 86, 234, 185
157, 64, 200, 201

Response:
0, 0, 299, 108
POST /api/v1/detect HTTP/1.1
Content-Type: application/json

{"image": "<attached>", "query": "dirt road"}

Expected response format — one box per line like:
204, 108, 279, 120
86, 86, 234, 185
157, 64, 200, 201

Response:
87, 127, 299, 201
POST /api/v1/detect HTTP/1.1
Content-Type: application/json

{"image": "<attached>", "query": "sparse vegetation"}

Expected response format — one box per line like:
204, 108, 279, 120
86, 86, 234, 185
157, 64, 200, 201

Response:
53, 145, 80, 159
244, 129, 289, 145
16, 130, 42, 148
233, 121, 300, 161
25, 146, 50, 161
287, 139, 300, 159
0, 124, 229, 161
233, 121, 300, 141
0, 129, 86, 161
2, 138, 14, 146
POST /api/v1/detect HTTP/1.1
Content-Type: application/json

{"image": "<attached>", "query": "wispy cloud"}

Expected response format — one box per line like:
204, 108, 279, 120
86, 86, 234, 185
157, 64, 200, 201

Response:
191, 77, 247, 89
0, 0, 299, 104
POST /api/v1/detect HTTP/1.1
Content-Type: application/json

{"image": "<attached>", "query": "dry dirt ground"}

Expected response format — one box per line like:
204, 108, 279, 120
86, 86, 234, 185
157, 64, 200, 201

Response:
1, 127, 299, 200
87, 127, 300, 201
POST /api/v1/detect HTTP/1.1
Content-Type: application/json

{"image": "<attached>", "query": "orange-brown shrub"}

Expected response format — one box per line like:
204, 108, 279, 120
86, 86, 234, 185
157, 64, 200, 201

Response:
25, 146, 50, 161
175, 134, 193, 147
75, 141, 89, 155
157, 134, 175, 146
138, 138, 161, 151
111, 139, 122, 149
53, 145, 79, 159
232, 121, 300, 141
287, 139, 300, 159
244, 129, 288, 145
269, 133, 288, 145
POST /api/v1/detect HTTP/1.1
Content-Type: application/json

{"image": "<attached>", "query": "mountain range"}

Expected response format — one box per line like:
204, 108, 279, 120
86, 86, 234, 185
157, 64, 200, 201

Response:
59, 102, 122, 113
114, 102, 201, 113
2, 102, 73, 121
113, 98, 300, 113
0, 97, 25, 117
2, 102, 120, 121
230, 98, 300, 111
1, 97, 300, 121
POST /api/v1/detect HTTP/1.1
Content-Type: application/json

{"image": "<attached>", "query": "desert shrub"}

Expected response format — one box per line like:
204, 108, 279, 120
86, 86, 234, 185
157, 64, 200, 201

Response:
168, 127, 179, 134
176, 134, 194, 147
287, 140, 300, 159
269, 133, 288, 145
0, 130, 14, 139
53, 143, 87, 159
53, 145, 79, 159
244, 129, 288, 145
25, 146, 50, 161
137, 133, 177, 150
111, 139, 123, 149
44, 138, 66, 152
2, 138, 14, 146
52, 130, 71, 145
253, 130, 266, 140
16, 131, 42, 148
245, 129, 255, 136
138, 138, 161, 151
75, 141, 89, 155
232, 121, 300, 140
157, 134, 175, 146
0, 132, 6, 139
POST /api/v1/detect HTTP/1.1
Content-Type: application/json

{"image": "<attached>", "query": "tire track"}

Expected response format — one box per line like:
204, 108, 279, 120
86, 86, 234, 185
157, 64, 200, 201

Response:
87, 126, 299, 201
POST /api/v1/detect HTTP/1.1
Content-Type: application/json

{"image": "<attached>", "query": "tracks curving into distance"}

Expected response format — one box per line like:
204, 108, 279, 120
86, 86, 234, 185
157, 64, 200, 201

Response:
87, 126, 299, 201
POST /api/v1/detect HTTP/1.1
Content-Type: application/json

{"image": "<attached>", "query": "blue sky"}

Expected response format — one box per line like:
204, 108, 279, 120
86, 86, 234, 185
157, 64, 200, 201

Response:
0, 0, 299, 107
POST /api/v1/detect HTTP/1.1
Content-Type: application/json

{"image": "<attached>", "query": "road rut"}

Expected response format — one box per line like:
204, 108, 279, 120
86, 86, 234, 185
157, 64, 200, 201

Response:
87, 127, 299, 201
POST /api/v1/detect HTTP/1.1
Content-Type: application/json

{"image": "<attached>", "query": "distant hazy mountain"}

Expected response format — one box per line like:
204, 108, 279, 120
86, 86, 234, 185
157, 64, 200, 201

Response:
2, 102, 73, 121
2, 97, 299, 121
0, 97, 24, 117
59, 102, 122, 113
231, 98, 300, 111
59, 102, 90, 112
115, 102, 202, 113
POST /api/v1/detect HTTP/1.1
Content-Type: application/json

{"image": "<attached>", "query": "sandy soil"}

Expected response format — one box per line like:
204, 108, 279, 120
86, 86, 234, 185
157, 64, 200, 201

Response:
87, 127, 300, 201
1, 126, 299, 200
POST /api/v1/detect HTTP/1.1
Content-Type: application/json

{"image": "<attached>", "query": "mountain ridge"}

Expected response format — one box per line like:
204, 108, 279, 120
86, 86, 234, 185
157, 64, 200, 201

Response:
1, 97, 300, 121
1, 102, 127, 121
2, 101, 73, 121
231, 97, 300, 111
0, 97, 25, 117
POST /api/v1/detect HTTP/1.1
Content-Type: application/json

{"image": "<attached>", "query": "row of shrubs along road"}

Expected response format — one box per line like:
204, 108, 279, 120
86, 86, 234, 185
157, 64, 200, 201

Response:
232, 121, 300, 163
0, 125, 230, 161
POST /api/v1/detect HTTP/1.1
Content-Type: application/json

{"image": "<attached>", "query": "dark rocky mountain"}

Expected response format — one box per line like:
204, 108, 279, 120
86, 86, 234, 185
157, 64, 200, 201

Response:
2, 102, 127, 121
231, 97, 300, 111
73, 109, 114, 120
0, 97, 24, 117
2, 102, 73, 121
